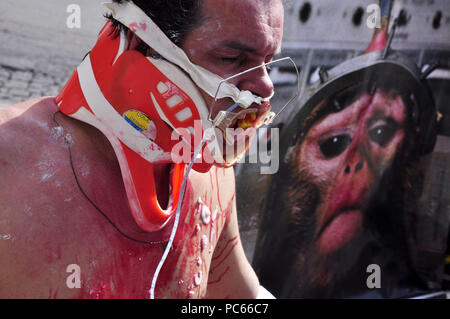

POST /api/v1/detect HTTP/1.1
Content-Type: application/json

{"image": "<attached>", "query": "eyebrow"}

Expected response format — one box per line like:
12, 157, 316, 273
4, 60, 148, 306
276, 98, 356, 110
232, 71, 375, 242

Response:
367, 110, 401, 127
220, 40, 281, 56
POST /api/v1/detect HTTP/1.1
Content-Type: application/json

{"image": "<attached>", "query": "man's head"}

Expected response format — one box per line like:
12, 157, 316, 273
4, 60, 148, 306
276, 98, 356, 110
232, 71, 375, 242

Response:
110, 0, 283, 114
182, 0, 283, 103
105, 0, 285, 168
181, 0, 284, 162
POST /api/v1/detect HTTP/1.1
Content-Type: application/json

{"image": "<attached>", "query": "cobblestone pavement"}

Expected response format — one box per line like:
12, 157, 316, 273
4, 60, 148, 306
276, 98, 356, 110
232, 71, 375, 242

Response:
0, 0, 105, 107
0, 66, 66, 105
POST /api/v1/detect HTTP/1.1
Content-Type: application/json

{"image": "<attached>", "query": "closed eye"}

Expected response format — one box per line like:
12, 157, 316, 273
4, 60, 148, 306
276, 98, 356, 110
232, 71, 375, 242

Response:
221, 56, 239, 64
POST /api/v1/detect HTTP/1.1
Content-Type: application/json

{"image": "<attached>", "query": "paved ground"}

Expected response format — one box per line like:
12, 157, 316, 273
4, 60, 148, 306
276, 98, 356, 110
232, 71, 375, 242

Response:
0, 0, 105, 106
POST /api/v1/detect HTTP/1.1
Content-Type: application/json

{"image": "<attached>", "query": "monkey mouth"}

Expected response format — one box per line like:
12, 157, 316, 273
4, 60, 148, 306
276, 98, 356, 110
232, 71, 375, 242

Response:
316, 206, 363, 254
317, 205, 361, 236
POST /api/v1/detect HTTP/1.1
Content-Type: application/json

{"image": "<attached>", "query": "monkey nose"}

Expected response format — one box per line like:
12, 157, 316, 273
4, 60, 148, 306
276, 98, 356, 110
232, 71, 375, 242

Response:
345, 161, 364, 174
355, 161, 364, 172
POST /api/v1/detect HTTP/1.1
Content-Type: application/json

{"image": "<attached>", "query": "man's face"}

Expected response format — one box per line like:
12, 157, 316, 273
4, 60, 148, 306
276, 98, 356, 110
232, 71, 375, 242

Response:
181, 0, 284, 119
177, 0, 283, 164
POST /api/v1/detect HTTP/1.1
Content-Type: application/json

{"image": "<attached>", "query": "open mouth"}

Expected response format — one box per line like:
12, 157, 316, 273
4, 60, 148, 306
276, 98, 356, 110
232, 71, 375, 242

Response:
235, 111, 258, 129
229, 103, 272, 131
226, 107, 269, 145
211, 103, 271, 165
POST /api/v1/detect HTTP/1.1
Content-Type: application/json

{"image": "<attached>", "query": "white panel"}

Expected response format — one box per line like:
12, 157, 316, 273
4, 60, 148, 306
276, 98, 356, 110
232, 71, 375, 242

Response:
175, 108, 193, 122
166, 94, 183, 108
157, 81, 169, 94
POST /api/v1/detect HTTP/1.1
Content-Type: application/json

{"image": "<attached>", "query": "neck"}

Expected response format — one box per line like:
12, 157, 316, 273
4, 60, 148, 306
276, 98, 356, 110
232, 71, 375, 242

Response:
55, 111, 174, 240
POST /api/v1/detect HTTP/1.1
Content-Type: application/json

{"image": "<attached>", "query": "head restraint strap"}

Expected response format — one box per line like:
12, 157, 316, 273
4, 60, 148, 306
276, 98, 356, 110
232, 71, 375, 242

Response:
103, 1, 263, 108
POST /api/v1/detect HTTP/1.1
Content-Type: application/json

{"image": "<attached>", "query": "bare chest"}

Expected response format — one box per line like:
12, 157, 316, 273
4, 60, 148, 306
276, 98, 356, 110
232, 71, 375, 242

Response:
1, 139, 234, 298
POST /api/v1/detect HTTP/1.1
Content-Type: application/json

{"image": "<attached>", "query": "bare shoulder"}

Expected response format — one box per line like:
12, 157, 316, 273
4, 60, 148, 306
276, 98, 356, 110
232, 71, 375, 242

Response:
0, 96, 58, 124
0, 97, 59, 165
0, 97, 63, 296
0, 97, 61, 246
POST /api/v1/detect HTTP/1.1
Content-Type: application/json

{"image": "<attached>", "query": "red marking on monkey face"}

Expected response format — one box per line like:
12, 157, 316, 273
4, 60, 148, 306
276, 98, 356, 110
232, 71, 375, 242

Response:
299, 89, 407, 254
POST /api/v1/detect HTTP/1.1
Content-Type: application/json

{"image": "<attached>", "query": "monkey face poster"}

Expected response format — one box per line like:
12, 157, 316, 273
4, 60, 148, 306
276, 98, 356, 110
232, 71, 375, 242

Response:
251, 50, 449, 298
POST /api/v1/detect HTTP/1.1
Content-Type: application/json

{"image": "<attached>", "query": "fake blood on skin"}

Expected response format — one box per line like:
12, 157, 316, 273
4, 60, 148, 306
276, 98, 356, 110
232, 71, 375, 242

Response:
39, 164, 235, 298
151, 174, 235, 298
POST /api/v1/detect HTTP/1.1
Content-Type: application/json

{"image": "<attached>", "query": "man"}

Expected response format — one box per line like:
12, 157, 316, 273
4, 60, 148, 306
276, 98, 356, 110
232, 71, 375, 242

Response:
0, 0, 283, 298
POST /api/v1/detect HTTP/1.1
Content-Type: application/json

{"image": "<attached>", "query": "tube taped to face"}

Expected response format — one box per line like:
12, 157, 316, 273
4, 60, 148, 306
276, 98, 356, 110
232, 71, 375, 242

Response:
56, 1, 299, 233
201, 57, 300, 167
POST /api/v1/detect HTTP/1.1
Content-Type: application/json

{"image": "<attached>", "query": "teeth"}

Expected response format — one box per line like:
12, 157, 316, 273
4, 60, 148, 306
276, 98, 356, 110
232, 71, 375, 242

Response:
237, 112, 257, 129
238, 113, 247, 120
237, 120, 252, 129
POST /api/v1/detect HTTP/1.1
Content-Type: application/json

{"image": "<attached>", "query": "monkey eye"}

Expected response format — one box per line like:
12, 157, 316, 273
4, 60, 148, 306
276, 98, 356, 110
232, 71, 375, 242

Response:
368, 121, 398, 147
319, 134, 352, 158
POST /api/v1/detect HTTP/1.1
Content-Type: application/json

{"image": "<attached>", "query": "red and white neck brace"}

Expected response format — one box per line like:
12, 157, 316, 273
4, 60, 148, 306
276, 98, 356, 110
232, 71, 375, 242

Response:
56, 21, 208, 232
55, 1, 283, 232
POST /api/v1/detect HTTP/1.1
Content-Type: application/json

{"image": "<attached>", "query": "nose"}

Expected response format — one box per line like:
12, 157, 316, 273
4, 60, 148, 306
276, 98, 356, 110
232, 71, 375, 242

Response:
236, 65, 274, 100
343, 136, 371, 177
344, 159, 364, 174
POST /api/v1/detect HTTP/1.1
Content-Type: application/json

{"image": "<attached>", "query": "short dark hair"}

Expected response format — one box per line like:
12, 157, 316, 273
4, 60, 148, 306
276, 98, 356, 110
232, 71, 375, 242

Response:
107, 0, 203, 46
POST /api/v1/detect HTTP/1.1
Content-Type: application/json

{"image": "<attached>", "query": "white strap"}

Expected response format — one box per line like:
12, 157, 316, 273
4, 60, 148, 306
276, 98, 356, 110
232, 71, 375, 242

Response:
103, 1, 263, 108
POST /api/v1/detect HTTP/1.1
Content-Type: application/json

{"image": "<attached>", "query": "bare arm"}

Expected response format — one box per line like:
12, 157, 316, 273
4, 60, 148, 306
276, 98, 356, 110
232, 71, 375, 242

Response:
205, 178, 259, 299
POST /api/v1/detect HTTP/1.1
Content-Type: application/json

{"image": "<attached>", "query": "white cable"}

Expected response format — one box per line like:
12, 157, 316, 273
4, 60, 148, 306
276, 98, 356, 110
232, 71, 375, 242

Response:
149, 102, 239, 299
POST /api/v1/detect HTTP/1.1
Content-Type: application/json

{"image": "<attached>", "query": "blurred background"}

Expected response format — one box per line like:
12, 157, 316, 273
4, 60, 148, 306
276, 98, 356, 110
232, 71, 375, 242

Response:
0, 0, 449, 295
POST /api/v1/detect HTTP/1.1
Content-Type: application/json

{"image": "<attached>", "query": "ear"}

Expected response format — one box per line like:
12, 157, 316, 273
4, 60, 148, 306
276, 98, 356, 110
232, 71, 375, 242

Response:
126, 31, 139, 50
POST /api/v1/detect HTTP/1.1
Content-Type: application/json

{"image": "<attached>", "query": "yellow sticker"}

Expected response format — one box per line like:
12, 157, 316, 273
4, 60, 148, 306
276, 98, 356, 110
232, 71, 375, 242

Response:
124, 109, 157, 140
124, 110, 151, 132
